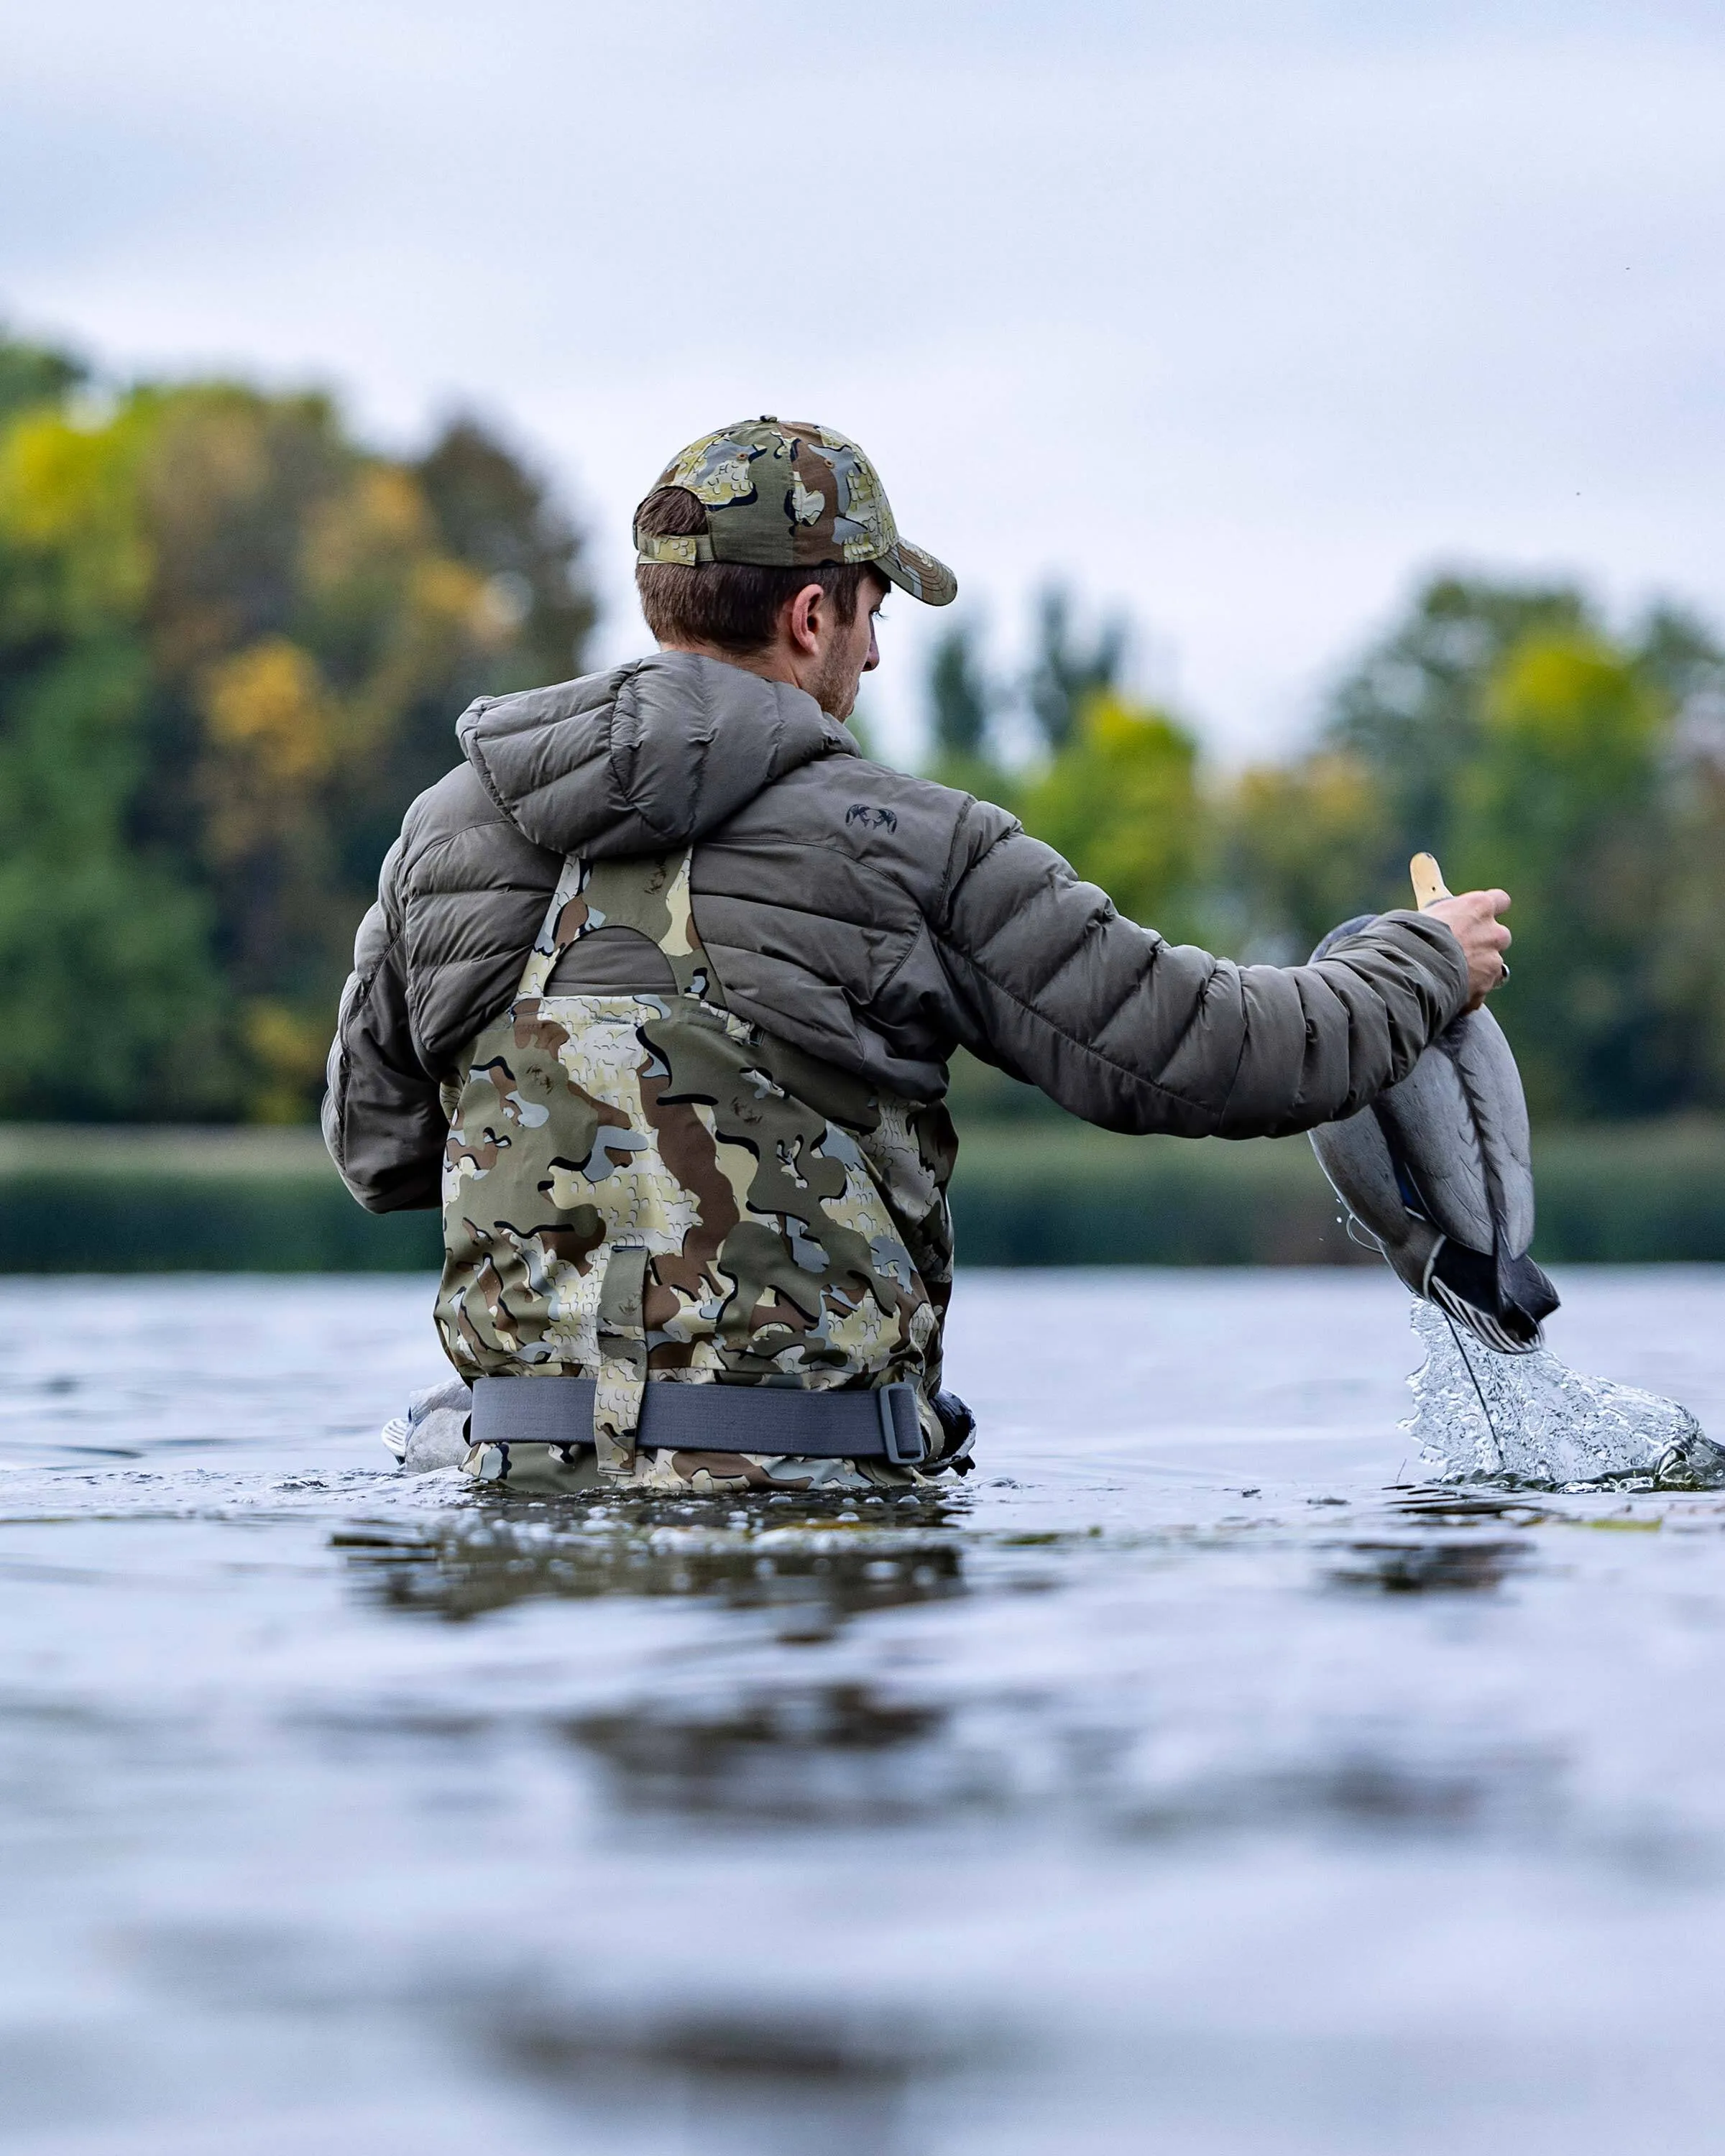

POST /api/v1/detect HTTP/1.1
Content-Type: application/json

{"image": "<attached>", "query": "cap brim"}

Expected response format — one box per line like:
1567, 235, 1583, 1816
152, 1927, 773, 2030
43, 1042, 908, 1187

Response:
877, 538, 957, 607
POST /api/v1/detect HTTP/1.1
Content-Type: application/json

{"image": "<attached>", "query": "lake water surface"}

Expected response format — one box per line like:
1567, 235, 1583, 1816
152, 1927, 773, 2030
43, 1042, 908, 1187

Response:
4, 1268, 1725, 2155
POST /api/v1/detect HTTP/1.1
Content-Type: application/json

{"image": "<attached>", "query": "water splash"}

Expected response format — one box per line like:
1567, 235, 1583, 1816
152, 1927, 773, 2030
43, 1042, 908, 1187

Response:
1403, 1299, 1725, 1491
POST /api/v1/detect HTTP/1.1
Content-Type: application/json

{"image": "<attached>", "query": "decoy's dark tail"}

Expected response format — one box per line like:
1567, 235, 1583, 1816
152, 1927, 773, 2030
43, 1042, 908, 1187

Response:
1426, 1238, 1560, 1355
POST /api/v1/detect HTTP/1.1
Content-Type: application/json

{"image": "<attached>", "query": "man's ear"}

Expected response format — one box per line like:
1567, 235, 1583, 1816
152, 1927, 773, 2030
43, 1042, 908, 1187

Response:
784, 581, 827, 655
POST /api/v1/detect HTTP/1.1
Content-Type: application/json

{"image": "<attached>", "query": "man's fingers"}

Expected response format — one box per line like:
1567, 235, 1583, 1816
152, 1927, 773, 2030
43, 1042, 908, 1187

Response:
1425, 888, 1514, 1005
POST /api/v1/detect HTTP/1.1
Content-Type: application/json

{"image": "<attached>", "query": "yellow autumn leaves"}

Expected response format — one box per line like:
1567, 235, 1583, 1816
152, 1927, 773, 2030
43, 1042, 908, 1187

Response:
0, 344, 594, 1122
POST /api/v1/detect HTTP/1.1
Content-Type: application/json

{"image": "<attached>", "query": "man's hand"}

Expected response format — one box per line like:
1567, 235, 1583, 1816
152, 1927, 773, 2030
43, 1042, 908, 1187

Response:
1425, 888, 1512, 1009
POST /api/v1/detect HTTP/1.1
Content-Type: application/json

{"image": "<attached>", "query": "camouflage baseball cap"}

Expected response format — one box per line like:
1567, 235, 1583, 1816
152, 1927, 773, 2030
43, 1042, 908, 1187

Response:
635, 417, 957, 607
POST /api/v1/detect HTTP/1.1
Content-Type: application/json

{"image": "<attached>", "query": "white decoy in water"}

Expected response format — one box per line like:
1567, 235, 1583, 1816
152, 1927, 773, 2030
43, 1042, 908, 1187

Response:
1309, 854, 1559, 1354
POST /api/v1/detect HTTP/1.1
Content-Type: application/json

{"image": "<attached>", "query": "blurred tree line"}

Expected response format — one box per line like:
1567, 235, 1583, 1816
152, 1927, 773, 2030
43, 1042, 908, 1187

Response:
4, 325, 1724, 1128
0, 330, 593, 1120
929, 578, 1725, 1122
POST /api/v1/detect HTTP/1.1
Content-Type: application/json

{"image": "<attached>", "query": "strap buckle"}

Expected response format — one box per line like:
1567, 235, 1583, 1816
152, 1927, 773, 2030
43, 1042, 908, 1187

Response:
876, 1383, 926, 1467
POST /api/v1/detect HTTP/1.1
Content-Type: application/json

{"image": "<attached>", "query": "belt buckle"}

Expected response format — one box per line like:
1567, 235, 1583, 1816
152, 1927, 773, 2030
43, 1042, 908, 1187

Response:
876, 1383, 926, 1467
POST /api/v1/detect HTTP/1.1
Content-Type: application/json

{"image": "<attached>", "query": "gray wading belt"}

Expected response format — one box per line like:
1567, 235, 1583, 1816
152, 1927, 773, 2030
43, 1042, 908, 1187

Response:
470, 1376, 928, 1466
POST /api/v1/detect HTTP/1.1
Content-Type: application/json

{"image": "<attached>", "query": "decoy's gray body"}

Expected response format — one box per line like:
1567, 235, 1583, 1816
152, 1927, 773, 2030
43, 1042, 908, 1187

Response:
1309, 916, 1560, 1353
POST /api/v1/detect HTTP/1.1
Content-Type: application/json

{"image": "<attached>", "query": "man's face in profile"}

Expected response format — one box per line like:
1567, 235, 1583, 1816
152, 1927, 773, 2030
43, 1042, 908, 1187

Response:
807, 570, 887, 722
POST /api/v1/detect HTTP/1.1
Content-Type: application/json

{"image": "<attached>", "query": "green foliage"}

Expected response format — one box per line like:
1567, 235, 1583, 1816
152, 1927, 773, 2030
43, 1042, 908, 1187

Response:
926, 571, 1725, 1124
928, 619, 993, 760
1219, 751, 1392, 960
0, 337, 597, 1122
1453, 632, 1675, 1116
9, 318, 1725, 1134
1312, 576, 1725, 1118
1016, 691, 1205, 939
1025, 585, 1127, 752
923, 618, 1017, 804
415, 416, 597, 703
1323, 574, 1592, 873
0, 330, 86, 428
0, 634, 226, 1118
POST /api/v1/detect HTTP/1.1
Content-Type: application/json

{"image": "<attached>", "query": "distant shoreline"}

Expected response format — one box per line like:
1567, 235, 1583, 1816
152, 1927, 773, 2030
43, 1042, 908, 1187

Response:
1, 1120, 1721, 1271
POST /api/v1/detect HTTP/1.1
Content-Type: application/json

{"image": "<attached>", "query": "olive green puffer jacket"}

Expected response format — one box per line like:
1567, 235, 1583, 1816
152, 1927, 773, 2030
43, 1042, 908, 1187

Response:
324, 650, 1468, 1212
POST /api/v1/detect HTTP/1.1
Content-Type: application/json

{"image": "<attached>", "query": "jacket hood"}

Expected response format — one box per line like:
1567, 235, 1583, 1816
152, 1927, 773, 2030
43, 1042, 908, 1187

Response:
456, 649, 857, 861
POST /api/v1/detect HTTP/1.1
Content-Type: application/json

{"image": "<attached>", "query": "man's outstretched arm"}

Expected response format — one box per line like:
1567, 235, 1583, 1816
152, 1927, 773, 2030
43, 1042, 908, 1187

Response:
932, 806, 1486, 1139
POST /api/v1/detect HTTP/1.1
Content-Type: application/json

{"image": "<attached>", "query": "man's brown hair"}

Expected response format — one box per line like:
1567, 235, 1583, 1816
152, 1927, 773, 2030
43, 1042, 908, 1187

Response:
635, 486, 875, 655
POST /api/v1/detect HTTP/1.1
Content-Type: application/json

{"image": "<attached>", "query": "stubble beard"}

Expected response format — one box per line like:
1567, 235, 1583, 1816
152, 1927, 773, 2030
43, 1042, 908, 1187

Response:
809, 643, 864, 723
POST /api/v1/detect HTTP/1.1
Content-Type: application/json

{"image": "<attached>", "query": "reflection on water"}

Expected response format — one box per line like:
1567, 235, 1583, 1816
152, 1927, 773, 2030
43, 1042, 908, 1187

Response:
5, 1269, 1725, 2155
1327, 1538, 1531, 1593
568, 1682, 955, 1821
479, 1994, 987, 2156
336, 1507, 967, 1632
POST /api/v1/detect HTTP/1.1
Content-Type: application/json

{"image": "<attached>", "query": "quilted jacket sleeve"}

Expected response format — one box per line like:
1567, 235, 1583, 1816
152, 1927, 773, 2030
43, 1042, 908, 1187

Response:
321, 839, 447, 1212
931, 806, 1471, 1138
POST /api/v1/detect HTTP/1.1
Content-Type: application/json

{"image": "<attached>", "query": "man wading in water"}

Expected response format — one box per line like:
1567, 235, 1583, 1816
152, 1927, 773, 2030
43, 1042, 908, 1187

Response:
326, 418, 1510, 1494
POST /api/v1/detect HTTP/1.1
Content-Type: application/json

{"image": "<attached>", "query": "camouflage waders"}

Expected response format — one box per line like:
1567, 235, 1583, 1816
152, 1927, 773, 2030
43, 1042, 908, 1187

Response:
436, 848, 962, 1494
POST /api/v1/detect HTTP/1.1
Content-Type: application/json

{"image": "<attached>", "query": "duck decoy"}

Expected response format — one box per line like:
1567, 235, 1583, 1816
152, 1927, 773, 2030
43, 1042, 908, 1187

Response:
1309, 854, 1559, 1353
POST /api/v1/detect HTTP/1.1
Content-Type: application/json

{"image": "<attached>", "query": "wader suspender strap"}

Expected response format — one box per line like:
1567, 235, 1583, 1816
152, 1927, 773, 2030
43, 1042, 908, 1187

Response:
517, 849, 594, 1001
517, 849, 691, 1474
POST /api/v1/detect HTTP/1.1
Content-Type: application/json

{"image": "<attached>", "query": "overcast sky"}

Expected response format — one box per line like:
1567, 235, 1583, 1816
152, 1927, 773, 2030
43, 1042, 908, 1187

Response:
4, 0, 1723, 765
